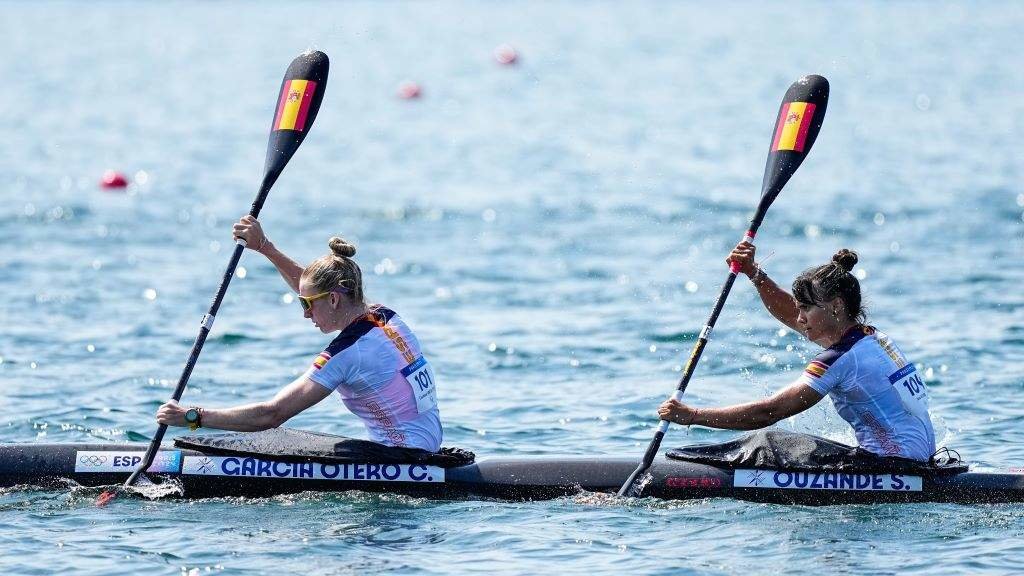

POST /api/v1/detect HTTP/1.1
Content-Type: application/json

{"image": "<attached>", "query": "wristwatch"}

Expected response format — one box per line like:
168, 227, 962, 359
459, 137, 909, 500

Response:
184, 407, 203, 431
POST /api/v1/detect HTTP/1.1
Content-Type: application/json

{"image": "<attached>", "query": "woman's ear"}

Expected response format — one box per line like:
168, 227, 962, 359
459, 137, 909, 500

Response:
829, 296, 845, 318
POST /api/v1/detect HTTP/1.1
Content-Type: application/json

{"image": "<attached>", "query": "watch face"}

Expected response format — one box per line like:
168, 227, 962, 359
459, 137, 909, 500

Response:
184, 408, 199, 423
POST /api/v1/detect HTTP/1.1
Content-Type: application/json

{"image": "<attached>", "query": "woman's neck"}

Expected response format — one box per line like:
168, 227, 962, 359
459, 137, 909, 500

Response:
821, 321, 859, 348
333, 302, 370, 331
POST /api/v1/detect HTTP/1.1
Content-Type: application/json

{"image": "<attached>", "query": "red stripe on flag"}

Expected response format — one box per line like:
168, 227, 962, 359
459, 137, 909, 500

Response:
770, 102, 791, 151
793, 103, 816, 153
293, 80, 317, 132
272, 80, 292, 130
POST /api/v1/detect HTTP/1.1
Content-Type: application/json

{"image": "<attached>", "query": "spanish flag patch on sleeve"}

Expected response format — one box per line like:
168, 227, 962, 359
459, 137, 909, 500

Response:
312, 351, 331, 370
804, 360, 828, 379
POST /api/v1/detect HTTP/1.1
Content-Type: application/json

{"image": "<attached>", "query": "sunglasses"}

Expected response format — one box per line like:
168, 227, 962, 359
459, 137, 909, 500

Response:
297, 287, 350, 312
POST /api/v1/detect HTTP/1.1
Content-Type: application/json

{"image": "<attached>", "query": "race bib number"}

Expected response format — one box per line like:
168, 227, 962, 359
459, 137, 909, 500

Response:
401, 356, 437, 413
889, 363, 929, 420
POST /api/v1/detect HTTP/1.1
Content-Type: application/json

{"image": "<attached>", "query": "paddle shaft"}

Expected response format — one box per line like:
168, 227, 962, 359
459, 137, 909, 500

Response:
118, 51, 329, 490
617, 75, 829, 497
617, 229, 757, 495
124, 179, 276, 486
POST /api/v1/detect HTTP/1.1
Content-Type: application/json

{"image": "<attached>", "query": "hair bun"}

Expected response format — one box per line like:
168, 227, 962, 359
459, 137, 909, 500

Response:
328, 236, 357, 258
832, 248, 858, 272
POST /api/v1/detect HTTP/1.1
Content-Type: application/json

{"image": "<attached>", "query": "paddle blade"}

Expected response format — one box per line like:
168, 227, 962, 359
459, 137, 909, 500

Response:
262, 50, 330, 193
756, 75, 829, 222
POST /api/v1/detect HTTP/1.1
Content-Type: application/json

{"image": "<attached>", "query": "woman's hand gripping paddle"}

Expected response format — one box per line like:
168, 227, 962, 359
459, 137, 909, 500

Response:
617, 75, 829, 497
108, 51, 330, 498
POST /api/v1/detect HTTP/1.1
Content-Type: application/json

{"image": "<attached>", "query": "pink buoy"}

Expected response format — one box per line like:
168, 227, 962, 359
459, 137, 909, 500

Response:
494, 44, 518, 65
397, 80, 422, 100
100, 170, 128, 190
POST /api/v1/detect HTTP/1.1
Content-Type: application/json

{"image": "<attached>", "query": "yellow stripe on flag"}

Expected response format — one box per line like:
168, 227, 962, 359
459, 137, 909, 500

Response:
277, 80, 310, 131
775, 101, 808, 151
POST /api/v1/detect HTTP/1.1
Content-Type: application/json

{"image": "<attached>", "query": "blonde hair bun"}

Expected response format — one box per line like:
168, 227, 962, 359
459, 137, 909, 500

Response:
328, 236, 357, 258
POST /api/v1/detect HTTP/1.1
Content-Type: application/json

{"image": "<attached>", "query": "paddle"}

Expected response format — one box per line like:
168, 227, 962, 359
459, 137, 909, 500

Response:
617, 75, 829, 497
121, 51, 330, 490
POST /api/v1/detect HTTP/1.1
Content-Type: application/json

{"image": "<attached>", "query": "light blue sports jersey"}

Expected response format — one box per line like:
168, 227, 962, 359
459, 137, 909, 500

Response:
797, 326, 936, 461
303, 306, 442, 452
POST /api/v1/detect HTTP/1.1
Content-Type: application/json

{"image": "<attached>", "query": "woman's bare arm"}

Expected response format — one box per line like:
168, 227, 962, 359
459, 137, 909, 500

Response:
233, 215, 304, 292
658, 382, 824, 430
157, 376, 332, 431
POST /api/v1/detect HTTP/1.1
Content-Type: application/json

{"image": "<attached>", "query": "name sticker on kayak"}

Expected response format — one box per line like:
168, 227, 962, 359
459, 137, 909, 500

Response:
74, 450, 182, 474
733, 469, 922, 492
181, 456, 444, 483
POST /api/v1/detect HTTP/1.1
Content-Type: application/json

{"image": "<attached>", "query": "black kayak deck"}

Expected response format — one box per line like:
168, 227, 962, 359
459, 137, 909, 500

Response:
1, 442, 1023, 505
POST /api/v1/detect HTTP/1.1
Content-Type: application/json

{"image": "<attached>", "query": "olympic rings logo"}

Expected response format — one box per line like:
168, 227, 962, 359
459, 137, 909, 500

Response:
78, 455, 108, 466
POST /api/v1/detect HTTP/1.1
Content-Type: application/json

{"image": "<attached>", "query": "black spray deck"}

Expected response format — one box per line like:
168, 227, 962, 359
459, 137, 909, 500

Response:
2, 442, 1023, 505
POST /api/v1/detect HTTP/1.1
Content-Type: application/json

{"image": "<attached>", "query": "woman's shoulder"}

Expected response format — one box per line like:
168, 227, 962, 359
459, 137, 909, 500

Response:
324, 308, 395, 355
366, 303, 400, 322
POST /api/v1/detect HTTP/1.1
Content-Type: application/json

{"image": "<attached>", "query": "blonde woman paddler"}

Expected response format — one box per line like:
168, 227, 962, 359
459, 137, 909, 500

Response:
156, 215, 442, 452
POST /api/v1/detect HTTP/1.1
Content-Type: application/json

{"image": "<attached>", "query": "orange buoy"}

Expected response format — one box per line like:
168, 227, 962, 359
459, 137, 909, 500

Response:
100, 170, 128, 190
397, 80, 422, 99
494, 44, 518, 65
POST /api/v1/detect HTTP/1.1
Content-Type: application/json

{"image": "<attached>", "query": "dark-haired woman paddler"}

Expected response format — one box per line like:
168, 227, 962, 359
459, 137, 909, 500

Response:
156, 216, 442, 452
658, 241, 935, 461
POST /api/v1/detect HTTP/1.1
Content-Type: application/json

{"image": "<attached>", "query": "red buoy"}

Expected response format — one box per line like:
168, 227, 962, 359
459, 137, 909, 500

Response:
494, 44, 518, 65
100, 170, 128, 190
396, 81, 422, 100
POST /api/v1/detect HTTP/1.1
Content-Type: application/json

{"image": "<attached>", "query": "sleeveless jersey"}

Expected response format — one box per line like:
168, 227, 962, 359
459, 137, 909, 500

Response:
304, 306, 442, 452
796, 325, 935, 461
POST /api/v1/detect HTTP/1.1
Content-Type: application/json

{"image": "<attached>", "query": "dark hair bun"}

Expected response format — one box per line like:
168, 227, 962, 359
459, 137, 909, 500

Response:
328, 236, 357, 258
832, 248, 858, 272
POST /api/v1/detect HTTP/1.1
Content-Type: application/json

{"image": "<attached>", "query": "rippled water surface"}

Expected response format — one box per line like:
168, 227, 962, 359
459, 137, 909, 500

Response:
2, 1, 1023, 574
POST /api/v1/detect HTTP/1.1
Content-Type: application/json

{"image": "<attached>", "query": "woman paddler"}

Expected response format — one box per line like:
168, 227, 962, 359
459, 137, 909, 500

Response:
156, 216, 442, 452
658, 242, 936, 462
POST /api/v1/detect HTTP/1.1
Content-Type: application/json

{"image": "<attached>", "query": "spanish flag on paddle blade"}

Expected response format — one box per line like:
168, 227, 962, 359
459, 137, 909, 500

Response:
262, 50, 328, 187
272, 79, 317, 132
757, 74, 828, 208
771, 101, 817, 153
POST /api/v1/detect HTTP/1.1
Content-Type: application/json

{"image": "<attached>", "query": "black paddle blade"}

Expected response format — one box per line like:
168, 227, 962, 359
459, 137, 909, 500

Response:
261, 50, 330, 195
755, 74, 829, 226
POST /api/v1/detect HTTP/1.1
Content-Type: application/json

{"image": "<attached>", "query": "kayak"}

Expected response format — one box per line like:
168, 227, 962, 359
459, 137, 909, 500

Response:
2, 441, 1022, 505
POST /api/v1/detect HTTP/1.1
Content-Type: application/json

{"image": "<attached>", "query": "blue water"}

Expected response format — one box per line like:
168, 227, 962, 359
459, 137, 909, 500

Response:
2, 1, 1024, 573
